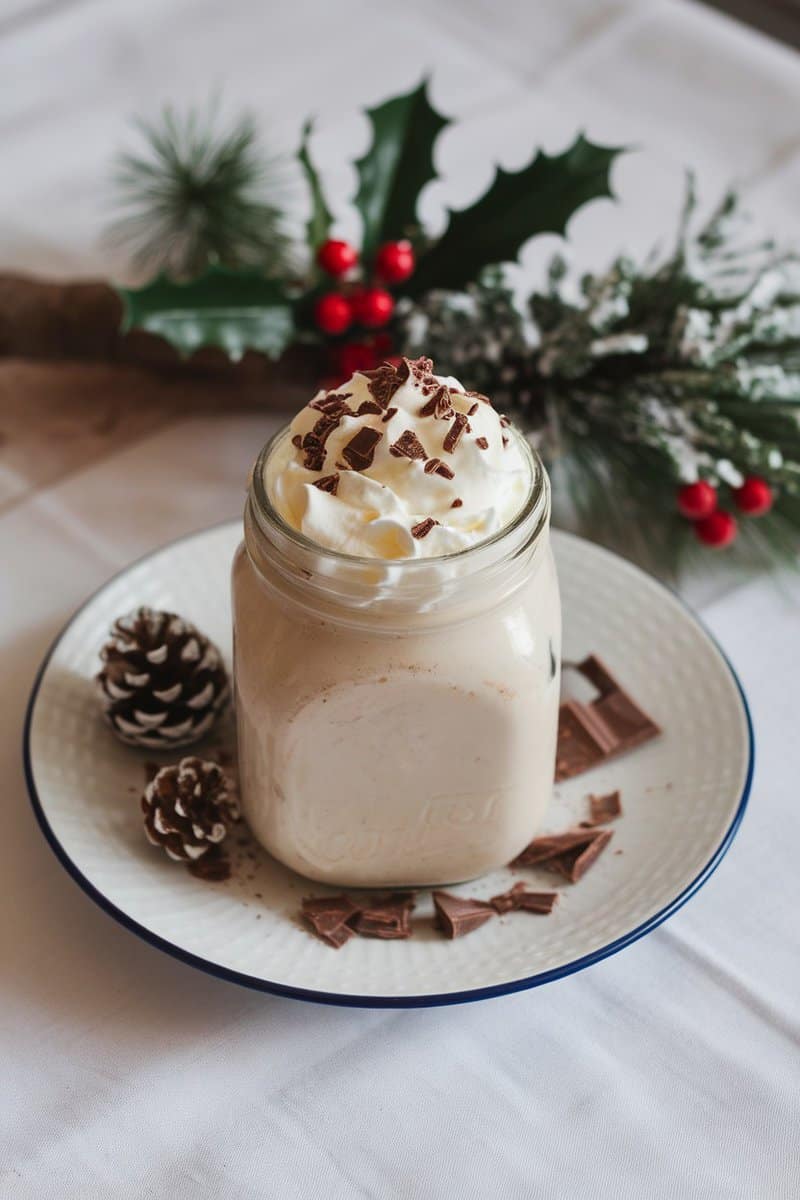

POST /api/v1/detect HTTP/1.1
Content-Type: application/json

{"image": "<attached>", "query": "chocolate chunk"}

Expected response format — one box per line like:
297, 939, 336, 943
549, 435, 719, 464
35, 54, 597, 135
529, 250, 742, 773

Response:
360, 359, 410, 407
357, 399, 384, 416
555, 657, 660, 781
312, 473, 340, 496
341, 426, 383, 471
390, 429, 428, 460
451, 498, 463, 508
587, 790, 622, 825
310, 393, 352, 415
475, 437, 489, 450
381, 407, 398, 423
443, 412, 468, 453
352, 893, 415, 940
291, 434, 302, 448
425, 457, 455, 479
511, 827, 612, 883
302, 894, 360, 949
411, 517, 439, 539
419, 386, 454, 420
432, 891, 495, 939
490, 882, 558, 914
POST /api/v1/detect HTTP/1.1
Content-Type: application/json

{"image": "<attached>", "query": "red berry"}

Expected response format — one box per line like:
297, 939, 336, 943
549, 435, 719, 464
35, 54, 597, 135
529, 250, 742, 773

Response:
336, 341, 379, 376
677, 480, 717, 520
695, 510, 738, 548
314, 293, 352, 336
733, 475, 774, 517
316, 239, 358, 277
354, 287, 394, 328
375, 240, 415, 284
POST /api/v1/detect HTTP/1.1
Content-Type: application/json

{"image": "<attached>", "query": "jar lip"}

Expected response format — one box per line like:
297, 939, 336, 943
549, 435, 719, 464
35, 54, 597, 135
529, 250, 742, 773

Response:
250, 423, 549, 569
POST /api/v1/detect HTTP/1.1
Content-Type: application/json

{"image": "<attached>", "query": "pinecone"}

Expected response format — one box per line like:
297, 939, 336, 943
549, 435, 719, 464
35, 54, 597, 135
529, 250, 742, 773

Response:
96, 607, 229, 749
142, 757, 239, 863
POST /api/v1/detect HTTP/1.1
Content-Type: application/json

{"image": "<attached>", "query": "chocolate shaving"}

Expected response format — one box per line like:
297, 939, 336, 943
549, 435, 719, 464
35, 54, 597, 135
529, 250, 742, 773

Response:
302, 894, 360, 949
360, 359, 410, 407
411, 517, 439, 539
357, 399, 384, 416
381, 407, 398, 423
312, 473, 340, 496
490, 883, 558, 914
432, 891, 495, 939
291, 434, 302, 448
502, 435, 509, 448
443, 412, 468, 453
587, 790, 622, 826
419, 386, 454, 420
451, 498, 463, 508
424, 457, 455, 480
475, 436, 489, 450
511, 827, 613, 883
468, 403, 479, 416
466, 389, 491, 406
351, 893, 415, 940
390, 429, 428, 460
555, 656, 660, 781
310, 393, 352, 415
341, 426, 383, 471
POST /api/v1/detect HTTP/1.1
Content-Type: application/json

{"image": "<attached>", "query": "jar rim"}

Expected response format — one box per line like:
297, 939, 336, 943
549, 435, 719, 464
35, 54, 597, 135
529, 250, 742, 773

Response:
249, 423, 549, 570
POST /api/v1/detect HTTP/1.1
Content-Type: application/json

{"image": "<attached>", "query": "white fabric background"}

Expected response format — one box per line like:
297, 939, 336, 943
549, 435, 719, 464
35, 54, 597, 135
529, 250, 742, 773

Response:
2, 2, 800, 1196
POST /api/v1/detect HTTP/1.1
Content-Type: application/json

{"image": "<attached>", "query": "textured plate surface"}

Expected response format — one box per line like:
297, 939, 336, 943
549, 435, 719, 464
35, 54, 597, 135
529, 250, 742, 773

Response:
25, 523, 752, 1007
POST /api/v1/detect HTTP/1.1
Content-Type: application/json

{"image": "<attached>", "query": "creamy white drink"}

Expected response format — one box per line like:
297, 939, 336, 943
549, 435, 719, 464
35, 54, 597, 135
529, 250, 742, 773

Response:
232, 357, 561, 887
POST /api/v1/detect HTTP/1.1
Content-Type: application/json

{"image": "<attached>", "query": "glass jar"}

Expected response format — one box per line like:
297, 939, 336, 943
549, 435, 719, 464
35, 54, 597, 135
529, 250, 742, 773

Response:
232, 428, 561, 888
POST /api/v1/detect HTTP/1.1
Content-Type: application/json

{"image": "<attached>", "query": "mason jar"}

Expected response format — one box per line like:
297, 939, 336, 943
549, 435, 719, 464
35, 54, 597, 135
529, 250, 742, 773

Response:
232, 428, 561, 888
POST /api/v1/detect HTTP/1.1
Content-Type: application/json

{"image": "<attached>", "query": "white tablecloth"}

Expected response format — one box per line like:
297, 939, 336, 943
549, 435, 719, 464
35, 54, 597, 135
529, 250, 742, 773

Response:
3, 2, 800, 1196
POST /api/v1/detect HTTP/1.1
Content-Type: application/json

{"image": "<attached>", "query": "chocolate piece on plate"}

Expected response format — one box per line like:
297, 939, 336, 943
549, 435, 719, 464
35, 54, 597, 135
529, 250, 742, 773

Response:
587, 790, 623, 826
341, 427, 383, 471
302, 894, 360, 949
490, 882, 558, 915
555, 656, 660, 781
432, 891, 495, 939
352, 893, 415, 940
511, 827, 613, 882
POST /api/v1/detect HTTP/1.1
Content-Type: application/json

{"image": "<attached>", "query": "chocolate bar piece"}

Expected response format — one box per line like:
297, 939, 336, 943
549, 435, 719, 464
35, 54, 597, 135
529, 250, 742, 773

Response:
432, 891, 495, 939
555, 656, 660, 781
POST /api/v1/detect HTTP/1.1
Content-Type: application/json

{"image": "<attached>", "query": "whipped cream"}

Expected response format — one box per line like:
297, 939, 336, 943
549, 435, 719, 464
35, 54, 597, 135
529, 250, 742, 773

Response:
266, 357, 530, 559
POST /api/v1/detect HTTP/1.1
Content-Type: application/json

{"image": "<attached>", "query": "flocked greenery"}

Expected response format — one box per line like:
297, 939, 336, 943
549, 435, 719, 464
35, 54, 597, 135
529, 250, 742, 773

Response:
396, 179, 800, 572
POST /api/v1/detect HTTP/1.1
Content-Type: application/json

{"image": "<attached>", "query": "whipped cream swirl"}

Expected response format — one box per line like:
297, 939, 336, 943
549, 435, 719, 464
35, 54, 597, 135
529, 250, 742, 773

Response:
266, 357, 530, 559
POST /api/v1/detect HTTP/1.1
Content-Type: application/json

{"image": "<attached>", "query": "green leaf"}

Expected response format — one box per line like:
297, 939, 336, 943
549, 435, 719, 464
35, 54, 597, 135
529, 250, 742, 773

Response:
406, 135, 623, 297
118, 266, 295, 361
354, 80, 450, 258
298, 118, 333, 252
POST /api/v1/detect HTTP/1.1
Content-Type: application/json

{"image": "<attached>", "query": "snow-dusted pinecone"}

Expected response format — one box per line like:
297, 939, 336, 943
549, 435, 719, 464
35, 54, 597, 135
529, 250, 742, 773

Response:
96, 608, 229, 749
142, 757, 239, 863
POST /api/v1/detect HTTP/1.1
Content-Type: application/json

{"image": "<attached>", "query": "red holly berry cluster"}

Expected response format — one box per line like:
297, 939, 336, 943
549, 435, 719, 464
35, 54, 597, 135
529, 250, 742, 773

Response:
312, 238, 415, 355
676, 475, 774, 548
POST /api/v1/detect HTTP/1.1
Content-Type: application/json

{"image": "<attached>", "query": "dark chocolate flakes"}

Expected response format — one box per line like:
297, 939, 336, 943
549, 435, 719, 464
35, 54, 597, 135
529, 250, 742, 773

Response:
411, 517, 439, 539
390, 430, 428, 460
443, 413, 468, 453
341, 427, 383, 471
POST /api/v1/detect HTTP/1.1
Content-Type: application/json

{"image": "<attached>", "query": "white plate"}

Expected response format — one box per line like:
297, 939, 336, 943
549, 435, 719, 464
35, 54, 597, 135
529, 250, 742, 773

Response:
24, 523, 753, 1008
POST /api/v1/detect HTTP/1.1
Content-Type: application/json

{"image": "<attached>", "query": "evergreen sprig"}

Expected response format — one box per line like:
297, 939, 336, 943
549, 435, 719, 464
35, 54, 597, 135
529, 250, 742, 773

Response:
108, 105, 292, 279
396, 182, 800, 573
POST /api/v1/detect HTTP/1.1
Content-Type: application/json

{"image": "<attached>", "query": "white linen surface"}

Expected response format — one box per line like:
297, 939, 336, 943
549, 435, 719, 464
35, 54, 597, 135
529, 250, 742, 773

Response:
2, 1, 800, 1196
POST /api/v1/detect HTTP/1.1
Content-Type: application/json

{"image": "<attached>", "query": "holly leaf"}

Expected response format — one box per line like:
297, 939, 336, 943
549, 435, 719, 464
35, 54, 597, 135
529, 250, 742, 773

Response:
118, 267, 295, 360
406, 135, 623, 297
354, 80, 450, 258
298, 118, 333, 252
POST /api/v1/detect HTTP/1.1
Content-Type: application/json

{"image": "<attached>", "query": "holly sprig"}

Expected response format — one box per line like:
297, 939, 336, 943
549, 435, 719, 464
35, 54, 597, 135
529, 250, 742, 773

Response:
114, 83, 621, 361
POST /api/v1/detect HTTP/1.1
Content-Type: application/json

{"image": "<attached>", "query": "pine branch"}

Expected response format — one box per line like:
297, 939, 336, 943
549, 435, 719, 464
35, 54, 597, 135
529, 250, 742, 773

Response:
107, 104, 293, 280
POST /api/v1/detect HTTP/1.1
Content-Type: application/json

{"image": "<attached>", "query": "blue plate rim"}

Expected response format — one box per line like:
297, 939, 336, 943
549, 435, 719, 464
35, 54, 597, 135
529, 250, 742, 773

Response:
23, 521, 755, 1009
